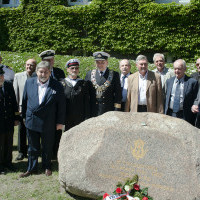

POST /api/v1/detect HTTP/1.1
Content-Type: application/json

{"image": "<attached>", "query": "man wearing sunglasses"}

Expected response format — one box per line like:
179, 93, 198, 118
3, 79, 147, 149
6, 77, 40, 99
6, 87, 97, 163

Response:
191, 58, 200, 87
60, 59, 90, 131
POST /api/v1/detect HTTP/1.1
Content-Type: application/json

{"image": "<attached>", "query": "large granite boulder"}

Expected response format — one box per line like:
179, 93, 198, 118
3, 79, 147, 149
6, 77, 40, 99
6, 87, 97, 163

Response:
58, 112, 200, 200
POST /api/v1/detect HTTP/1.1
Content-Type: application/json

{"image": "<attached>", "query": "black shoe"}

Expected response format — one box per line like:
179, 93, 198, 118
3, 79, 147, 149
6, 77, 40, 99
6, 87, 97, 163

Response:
15, 153, 25, 161
4, 163, 16, 172
0, 166, 6, 175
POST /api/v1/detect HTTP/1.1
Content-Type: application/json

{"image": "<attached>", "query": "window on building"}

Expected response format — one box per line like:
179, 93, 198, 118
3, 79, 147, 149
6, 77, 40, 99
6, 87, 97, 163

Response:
155, 0, 190, 5
67, 0, 92, 6
0, 0, 20, 7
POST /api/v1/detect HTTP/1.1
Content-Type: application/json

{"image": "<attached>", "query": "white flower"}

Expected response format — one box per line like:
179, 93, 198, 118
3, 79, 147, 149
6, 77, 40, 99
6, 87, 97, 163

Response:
133, 197, 140, 200
124, 185, 131, 191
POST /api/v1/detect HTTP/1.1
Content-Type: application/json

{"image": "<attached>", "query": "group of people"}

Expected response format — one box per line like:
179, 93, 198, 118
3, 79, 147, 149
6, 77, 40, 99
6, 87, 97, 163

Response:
0, 50, 200, 177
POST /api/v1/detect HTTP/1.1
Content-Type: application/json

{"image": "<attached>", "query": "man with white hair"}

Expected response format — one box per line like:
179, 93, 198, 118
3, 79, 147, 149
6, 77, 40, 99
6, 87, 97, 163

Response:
165, 59, 198, 125
20, 61, 65, 177
125, 55, 163, 113
153, 53, 174, 91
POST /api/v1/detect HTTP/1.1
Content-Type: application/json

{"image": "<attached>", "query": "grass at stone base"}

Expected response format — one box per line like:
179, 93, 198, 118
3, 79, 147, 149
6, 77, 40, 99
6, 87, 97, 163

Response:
0, 127, 71, 200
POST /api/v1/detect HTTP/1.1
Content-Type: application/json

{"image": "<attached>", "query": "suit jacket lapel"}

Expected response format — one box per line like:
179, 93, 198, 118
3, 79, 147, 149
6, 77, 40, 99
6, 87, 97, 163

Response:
168, 77, 175, 96
146, 71, 152, 92
33, 78, 39, 107
134, 72, 139, 94
96, 68, 109, 86
183, 75, 189, 99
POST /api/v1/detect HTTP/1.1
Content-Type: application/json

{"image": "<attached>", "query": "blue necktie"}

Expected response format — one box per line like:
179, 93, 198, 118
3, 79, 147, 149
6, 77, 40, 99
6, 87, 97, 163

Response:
121, 75, 126, 88
173, 80, 181, 113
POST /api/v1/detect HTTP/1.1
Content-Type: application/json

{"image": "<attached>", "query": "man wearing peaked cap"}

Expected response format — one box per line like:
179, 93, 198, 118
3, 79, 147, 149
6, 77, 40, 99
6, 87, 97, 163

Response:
93, 52, 110, 60
39, 50, 65, 159
39, 50, 65, 81
85, 51, 122, 117
60, 59, 90, 131
0, 66, 19, 174
0, 55, 15, 82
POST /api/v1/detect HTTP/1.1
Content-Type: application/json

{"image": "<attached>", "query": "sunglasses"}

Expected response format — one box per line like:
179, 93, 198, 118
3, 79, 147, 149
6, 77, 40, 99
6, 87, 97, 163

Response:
69, 67, 79, 70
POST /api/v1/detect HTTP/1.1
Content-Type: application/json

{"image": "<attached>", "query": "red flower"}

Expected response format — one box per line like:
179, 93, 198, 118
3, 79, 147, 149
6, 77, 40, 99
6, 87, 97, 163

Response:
134, 184, 140, 191
142, 197, 148, 200
103, 193, 109, 199
116, 187, 122, 193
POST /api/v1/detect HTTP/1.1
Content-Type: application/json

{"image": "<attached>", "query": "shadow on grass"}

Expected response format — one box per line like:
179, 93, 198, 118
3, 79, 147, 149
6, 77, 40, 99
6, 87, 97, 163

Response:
10, 158, 59, 174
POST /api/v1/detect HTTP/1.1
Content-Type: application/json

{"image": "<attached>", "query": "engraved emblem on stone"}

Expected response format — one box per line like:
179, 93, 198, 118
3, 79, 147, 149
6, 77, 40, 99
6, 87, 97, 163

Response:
131, 139, 148, 160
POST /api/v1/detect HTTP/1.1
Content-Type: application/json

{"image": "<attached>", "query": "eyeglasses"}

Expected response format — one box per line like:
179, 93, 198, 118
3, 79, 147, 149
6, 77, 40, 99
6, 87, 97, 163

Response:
69, 67, 79, 70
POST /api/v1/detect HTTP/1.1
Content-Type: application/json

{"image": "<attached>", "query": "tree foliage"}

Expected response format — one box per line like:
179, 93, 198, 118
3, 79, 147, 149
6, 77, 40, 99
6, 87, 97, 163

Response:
0, 0, 199, 61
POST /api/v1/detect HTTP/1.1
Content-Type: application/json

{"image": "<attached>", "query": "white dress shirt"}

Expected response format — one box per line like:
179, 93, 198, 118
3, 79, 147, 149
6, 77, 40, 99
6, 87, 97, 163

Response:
98, 68, 107, 76
37, 79, 49, 105
138, 71, 148, 105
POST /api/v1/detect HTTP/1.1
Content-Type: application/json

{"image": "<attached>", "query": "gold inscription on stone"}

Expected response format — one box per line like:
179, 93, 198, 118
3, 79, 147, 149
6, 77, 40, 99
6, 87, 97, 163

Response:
131, 139, 148, 160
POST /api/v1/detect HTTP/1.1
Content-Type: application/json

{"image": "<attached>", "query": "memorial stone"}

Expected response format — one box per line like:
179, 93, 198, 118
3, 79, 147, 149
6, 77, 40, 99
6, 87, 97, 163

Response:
58, 112, 200, 200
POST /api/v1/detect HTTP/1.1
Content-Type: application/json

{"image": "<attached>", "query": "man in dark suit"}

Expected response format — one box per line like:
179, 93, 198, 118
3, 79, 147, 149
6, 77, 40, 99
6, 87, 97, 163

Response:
165, 59, 198, 125
119, 59, 131, 111
85, 51, 122, 117
191, 58, 200, 87
39, 50, 65, 81
39, 50, 65, 159
20, 61, 65, 178
191, 89, 200, 128
13, 58, 37, 161
61, 59, 90, 131
0, 55, 15, 82
0, 66, 19, 174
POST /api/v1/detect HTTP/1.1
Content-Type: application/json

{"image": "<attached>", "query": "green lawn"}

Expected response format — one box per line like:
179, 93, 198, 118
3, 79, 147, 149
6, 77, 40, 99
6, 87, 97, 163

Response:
0, 127, 71, 200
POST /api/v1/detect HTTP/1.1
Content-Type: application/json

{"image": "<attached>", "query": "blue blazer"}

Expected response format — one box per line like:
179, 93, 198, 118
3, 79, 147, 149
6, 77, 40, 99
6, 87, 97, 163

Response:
22, 77, 65, 133
165, 75, 198, 125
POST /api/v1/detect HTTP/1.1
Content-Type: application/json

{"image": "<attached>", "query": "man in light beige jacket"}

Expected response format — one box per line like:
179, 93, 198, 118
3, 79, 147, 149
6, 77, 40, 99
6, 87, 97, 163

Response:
125, 55, 163, 113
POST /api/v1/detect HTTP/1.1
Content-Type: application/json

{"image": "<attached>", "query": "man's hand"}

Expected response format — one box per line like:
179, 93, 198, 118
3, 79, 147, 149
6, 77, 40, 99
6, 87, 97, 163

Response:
191, 105, 199, 113
56, 124, 63, 130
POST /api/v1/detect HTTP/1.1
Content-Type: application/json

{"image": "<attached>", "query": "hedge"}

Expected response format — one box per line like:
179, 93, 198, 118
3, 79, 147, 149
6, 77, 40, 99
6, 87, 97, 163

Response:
0, 0, 200, 61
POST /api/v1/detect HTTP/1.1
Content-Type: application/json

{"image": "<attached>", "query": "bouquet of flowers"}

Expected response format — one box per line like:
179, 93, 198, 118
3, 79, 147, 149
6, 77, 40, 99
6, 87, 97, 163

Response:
103, 175, 153, 200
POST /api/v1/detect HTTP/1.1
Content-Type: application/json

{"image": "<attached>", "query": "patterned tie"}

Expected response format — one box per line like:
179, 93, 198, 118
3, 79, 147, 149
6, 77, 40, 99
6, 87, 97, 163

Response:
173, 80, 181, 113
121, 75, 126, 88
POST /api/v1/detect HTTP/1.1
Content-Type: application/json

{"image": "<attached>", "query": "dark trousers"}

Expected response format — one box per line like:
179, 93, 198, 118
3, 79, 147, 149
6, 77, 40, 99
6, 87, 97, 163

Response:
27, 129, 55, 172
53, 130, 62, 158
121, 102, 126, 112
17, 120, 27, 155
0, 130, 14, 166
167, 108, 184, 119
138, 105, 147, 112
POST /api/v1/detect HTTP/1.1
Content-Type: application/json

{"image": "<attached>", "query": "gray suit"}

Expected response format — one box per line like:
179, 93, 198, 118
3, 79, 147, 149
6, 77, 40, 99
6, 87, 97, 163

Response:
13, 71, 36, 112
13, 71, 36, 156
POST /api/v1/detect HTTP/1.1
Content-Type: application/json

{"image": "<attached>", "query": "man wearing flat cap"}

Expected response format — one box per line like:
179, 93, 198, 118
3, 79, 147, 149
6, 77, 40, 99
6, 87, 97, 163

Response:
0, 66, 19, 174
60, 59, 90, 131
39, 50, 65, 159
85, 51, 122, 117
